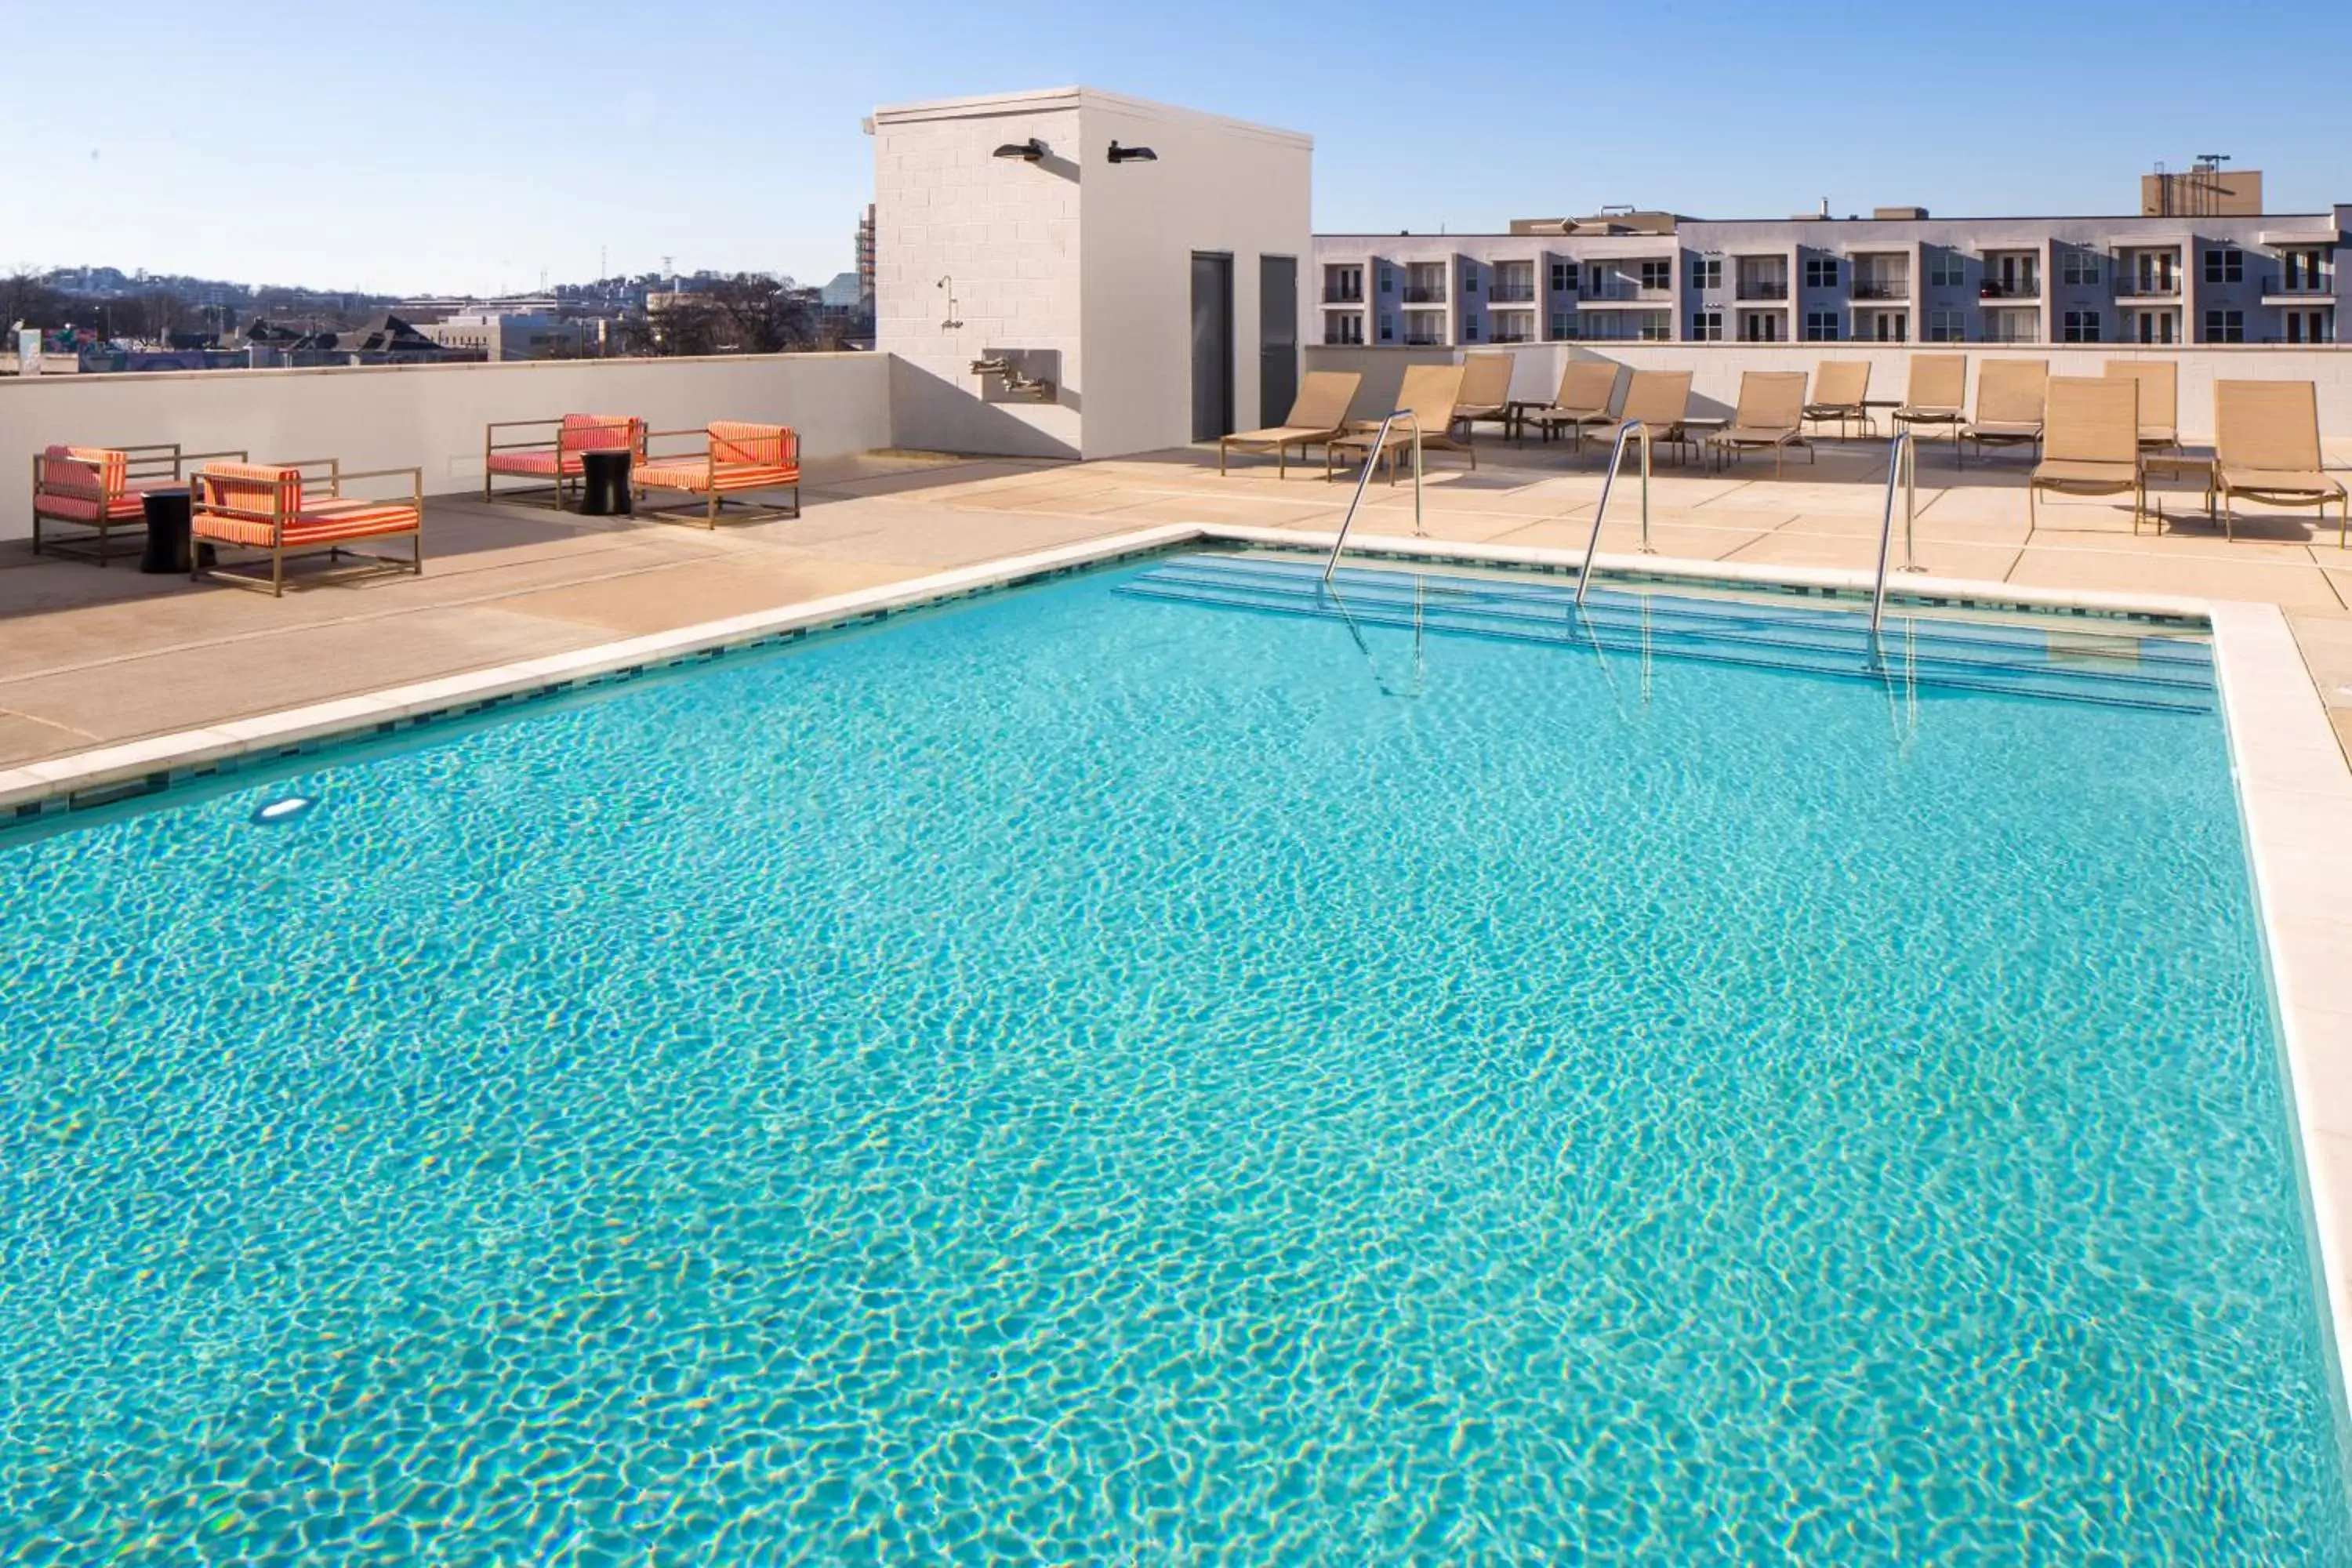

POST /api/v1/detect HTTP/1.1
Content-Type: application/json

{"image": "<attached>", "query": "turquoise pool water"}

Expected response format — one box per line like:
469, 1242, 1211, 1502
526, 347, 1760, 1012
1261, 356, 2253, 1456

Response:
2, 553, 2345, 1561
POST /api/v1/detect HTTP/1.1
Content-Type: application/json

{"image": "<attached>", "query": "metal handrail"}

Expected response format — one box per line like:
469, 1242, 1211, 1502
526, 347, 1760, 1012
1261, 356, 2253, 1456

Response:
1322, 409, 1422, 582
1867, 431, 1919, 641
1573, 421, 1653, 606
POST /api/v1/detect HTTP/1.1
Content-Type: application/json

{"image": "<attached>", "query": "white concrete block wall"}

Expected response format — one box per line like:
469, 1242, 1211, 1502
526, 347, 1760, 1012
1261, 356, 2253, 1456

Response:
0, 353, 890, 542
1305, 342, 2352, 443
876, 86, 1311, 462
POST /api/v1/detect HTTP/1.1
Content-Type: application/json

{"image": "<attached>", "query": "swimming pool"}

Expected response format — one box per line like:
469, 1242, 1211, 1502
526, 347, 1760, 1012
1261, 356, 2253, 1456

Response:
2, 550, 2344, 1560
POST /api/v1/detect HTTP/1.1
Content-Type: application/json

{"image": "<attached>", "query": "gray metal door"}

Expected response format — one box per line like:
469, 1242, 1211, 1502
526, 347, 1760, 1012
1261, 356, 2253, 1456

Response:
1191, 252, 1233, 442
1258, 254, 1298, 426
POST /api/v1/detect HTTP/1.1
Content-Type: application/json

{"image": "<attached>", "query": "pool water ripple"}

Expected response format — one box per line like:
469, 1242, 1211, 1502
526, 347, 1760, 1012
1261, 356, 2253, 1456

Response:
0, 559, 2343, 1562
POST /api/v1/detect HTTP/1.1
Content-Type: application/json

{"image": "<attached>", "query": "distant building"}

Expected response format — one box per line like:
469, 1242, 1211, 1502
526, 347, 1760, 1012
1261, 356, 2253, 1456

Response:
245, 312, 471, 366
419, 309, 588, 361
818, 272, 864, 308
1317, 187, 2345, 348
856, 203, 876, 304
2143, 163, 2263, 218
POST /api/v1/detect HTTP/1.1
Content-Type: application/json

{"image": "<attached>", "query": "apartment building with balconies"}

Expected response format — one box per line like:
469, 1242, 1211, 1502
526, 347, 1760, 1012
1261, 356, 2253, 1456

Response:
1314, 201, 2348, 347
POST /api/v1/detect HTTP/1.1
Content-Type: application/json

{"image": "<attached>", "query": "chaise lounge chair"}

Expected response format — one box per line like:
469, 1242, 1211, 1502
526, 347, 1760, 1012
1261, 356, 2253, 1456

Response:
1960, 358, 2049, 466
482, 414, 646, 510
2029, 376, 2144, 533
192, 459, 425, 596
1704, 371, 1814, 476
1326, 363, 1469, 482
2103, 360, 2180, 452
1218, 371, 1363, 477
1586, 370, 1697, 467
2213, 380, 2347, 545
1525, 361, 1621, 452
1891, 354, 1968, 446
1450, 352, 1517, 448
32, 441, 249, 564
1801, 361, 1872, 441
633, 422, 802, 528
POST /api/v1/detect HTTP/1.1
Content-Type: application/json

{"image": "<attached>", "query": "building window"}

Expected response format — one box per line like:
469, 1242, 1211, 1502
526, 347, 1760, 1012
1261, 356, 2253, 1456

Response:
1690, 310, 1722, 340
1378, 316, 1393, 343
1804, 310, 1839, 341
1926, 309, 1965, 342
2060, 251, 2100, 286
1740, 311, 1783, 343
1588, 265, 1606, 294
1549, 261, 1576, 293
2062, 310, 2100, 343
2203, 246, 2243, 284
2203, 308, 2244, 343
1638, 314, 1671, 341
1323, 265, 1363, 303
1548, 310, 1579, 340
1804, 257, 1839, 289
2283, 310, 2333, 344
1323, 312, 1363, 346
1639, 260, 1671, 291
1689, 257, 1722, 290
1463, 269, 1479, 293
1927, 252, 1965, 289
1462, 315, 1479, 341
1380, 273, 1393, 293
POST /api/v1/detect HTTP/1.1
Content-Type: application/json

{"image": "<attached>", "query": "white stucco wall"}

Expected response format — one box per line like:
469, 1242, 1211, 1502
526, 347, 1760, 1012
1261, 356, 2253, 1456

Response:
875, 86, 1311, 461
1305, 342, 2352, 441
1077, 94, 1312, 459
0, 352, 890, 541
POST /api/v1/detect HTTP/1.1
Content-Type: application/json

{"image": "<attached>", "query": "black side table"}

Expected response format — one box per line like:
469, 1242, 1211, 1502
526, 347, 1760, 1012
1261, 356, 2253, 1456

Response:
579, 449, 633, 517
140, 488, 194, 574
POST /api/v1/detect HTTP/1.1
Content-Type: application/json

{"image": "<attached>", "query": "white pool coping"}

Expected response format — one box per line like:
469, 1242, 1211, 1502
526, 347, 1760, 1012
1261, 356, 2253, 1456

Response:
5, 521, 2351, 1446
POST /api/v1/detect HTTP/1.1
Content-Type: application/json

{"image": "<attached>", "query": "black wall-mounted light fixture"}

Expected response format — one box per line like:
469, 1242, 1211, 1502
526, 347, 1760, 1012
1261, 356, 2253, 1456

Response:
993, 139, 1048, 162
1106, 141, 1157, 164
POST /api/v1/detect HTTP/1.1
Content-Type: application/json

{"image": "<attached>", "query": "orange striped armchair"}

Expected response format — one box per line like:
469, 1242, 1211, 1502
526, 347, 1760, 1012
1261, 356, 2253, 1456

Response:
633, 422, 801, 528
32, 442, 248, 564
191, 459, 425, 596
481, 414, 645, 510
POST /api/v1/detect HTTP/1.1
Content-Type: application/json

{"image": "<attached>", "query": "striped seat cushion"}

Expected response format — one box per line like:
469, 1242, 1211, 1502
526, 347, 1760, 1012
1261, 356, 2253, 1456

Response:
709, 422, 797, 470
560, 414, 640, 454
196, 499, 420, 548
634, 460, 799, 495
193, 463, 303, 541
37, 445, 136, 521
485, 450, 566, 477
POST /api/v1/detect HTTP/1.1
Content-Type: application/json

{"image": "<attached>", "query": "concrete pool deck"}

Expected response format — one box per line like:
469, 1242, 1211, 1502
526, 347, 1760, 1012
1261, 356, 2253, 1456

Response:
2, 434, 2348, 775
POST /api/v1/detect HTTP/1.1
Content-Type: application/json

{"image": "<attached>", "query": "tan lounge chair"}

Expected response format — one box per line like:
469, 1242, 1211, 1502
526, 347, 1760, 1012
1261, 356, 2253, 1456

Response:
1801, 361, 1872, 440
1705, 371, 1815, 477
1218, 371, 1363, 477
1327, 362, 1470, 482
1586, 370, 1696, 466
1451, 352, 1516, 446
1891, 354, 1968, 445
1526, 361, 1621, 452
2103, 360, 2180, 452
2214, 379, 2348, 545
1961, 358, 2049, 466
2029, 377, 2143, 533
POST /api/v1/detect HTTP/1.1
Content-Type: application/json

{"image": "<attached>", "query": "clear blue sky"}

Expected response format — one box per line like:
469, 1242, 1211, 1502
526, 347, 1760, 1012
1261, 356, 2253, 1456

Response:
7, 0, 2341, 296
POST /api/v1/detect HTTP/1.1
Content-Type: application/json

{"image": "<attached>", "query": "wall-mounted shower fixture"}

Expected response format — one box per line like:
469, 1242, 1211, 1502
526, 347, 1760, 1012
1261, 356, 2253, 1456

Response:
937, 276, 962, 330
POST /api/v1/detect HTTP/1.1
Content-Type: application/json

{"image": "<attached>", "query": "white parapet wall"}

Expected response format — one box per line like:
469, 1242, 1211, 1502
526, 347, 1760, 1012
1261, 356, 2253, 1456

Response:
875, 86, 1311, 461
0, 352, 891, 542
1305, 342, 2352, 443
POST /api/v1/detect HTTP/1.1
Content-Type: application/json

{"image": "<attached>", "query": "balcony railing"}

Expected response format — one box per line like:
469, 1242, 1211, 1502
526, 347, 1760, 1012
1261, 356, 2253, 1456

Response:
1486, 284, 1536, 303
2263, 275, 2333, 296
1979, 281, 2039, 299
1736, 281, 1789, 301
2114, 279, 2180, 299
1403, 331, 1445, 347
1584, 283, 1673, 301
1401, 285, 1446, 304
1322, 287, 1364, 303
1852, 278, 1909, 300
1323, 329, 1363, 346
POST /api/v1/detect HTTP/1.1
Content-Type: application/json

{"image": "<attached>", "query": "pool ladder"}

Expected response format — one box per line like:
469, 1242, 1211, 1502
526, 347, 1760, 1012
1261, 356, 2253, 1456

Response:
1573, 421, 1655, 607
1867, 432, 1923, 643
1321, 408, 1424, 581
